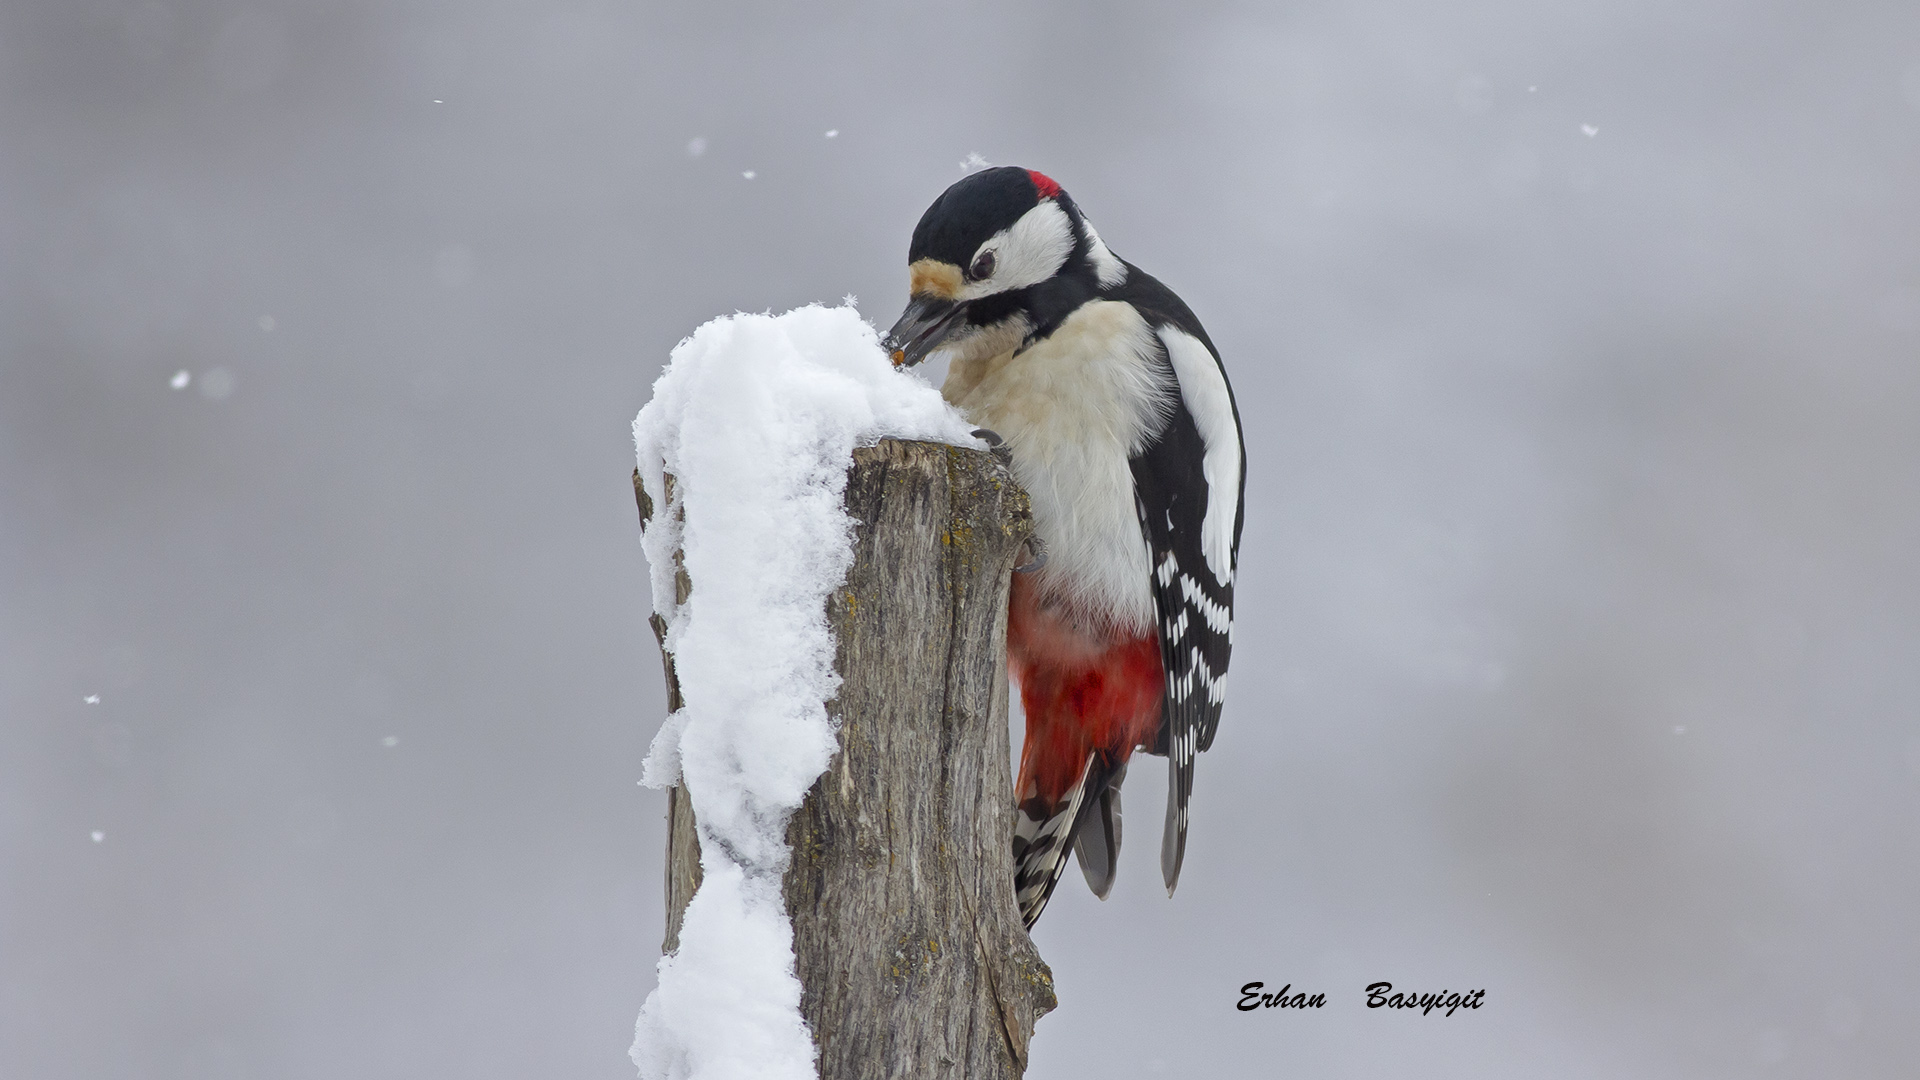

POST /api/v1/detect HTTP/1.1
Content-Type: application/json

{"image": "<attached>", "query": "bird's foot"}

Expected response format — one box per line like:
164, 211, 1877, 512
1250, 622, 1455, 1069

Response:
1014, 532, 1048, 574
971, 428, 1013, 467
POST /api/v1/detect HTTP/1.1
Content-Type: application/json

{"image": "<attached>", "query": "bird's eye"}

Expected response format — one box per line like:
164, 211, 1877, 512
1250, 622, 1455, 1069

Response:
970, 251, 996, 280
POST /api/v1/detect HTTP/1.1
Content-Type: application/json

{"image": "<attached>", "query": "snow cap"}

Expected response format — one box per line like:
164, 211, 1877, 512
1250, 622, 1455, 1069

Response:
630, 303, 978, 1080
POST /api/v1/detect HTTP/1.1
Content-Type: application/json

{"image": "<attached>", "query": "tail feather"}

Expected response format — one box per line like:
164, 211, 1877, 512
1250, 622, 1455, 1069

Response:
1006, 573, 1165, 926
1012, 757, 1094, 928
1073, 760, 1127, 900
1156, 640, 1204, 897
1161, 749, 1189, 895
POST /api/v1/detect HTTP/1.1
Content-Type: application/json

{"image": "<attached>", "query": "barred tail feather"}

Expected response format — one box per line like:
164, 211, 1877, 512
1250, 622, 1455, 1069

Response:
1005, 573, 1164, 927
1012, 755, 1094, 928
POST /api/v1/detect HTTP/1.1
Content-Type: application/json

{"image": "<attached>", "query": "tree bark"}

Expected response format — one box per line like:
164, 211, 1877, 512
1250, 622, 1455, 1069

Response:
633, 472, 701, 957
634, 438, 1055, 1080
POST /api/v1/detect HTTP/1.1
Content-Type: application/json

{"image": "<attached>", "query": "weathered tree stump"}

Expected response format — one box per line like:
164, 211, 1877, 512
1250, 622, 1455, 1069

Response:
635, 438, 1055, 1080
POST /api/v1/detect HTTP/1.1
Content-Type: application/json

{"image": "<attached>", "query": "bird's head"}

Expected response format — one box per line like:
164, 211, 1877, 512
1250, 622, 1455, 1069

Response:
884, 166, 1126, 368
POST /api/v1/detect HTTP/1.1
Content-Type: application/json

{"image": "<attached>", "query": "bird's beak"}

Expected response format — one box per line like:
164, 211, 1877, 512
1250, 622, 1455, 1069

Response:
883, 295, 965, 368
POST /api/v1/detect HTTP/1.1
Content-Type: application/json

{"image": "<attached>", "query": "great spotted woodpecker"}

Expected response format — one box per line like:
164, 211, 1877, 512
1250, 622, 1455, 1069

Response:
885, 167, 1245, 927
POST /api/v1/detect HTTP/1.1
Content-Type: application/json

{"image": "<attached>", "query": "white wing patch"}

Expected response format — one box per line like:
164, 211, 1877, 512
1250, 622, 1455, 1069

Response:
1159, 325, 1240, 584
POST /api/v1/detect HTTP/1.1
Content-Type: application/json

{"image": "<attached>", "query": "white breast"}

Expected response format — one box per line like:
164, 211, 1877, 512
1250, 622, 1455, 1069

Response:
942, 299, 1172, 636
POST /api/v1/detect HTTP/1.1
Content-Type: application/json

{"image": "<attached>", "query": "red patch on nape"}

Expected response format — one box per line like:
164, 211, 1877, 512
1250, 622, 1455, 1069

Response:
1027, 170, 1062, 200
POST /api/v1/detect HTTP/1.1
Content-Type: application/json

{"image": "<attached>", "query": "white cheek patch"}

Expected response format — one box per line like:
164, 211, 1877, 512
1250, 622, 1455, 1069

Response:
958, 200, 1074, 300
1159, 325, 1240, 584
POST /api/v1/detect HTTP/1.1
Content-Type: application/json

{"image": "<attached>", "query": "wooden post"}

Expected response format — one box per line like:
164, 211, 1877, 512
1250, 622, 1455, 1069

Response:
635, 438, 1055, 1080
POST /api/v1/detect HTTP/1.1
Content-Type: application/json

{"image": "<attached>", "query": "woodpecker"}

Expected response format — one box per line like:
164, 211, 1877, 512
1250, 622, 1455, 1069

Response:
884, 167, 1245, 928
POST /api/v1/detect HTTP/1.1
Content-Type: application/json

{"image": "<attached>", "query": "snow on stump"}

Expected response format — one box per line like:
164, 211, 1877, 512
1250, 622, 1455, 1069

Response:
631, 306, 1054, 1080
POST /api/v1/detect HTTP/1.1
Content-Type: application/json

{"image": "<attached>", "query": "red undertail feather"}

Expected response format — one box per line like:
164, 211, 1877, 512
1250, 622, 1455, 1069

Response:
1007, 576, 1163, 927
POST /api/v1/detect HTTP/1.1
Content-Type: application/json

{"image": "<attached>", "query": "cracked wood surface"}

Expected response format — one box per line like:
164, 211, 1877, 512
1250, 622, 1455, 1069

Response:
636, 439, 1055, 1079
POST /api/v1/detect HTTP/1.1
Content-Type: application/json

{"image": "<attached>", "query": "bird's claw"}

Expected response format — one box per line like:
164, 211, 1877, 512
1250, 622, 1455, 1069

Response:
971, 428, 1013, 466
1014, 533, 1048, 574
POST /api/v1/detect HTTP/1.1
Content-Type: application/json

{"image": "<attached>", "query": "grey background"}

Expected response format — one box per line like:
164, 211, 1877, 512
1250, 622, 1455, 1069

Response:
4, 1, 1918, 1077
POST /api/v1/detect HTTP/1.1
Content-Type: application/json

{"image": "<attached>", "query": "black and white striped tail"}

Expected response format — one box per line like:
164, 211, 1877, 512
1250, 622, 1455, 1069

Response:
1013, 755, 1130, 928
1012, 760, 1088, 929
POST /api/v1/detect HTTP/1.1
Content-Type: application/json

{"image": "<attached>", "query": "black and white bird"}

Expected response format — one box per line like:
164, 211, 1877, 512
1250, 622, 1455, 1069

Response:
884, 167, 1245, 927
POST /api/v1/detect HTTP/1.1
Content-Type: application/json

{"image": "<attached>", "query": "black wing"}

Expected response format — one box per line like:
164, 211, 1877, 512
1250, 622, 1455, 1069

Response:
1116, 267, 1245, 894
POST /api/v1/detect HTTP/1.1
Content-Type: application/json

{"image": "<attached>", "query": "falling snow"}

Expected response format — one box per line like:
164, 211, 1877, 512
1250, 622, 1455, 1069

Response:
170, 370, 191, 390
83, 694, 100, 705
199, 367, 237, 399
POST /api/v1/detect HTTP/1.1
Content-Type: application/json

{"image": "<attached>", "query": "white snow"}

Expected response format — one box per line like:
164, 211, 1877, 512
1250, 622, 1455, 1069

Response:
170, 370, 191, 390
90, 831, 104, 843
83, 694, 100, 705
630, 304, 977, 1080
